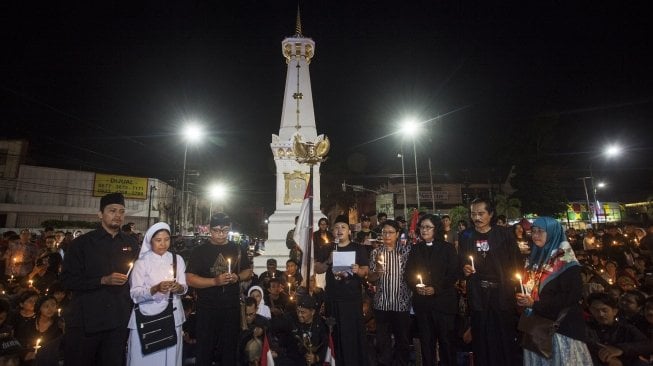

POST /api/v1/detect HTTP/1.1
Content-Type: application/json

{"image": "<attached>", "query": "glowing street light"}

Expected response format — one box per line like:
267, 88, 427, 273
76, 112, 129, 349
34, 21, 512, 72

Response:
604, 144, 622, 159
397, 153, 408, 218
180, 123, 203, 234
400, 118, 421, 209
208, 183, 228, 218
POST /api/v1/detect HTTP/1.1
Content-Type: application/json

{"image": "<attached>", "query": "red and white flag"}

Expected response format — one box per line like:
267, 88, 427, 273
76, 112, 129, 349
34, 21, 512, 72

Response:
323, 333, 336, 365
260, 334, 275, 366
293, 174, 313, 287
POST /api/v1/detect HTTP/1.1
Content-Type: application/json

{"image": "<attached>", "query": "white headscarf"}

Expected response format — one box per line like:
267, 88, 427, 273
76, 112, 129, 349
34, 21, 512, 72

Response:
138, 222, 171, 259
247, 285, 267, 306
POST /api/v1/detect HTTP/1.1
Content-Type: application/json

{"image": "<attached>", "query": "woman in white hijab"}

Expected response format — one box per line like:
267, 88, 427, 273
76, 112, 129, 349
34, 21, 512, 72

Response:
127, 222, 188, 366
247, 285, 271, 319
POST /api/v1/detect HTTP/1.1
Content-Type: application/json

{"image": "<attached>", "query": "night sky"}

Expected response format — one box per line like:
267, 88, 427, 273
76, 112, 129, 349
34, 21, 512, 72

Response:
2, 1, 652, 213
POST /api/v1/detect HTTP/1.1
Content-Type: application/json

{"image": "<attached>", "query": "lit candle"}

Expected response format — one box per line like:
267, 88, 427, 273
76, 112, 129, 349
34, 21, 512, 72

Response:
418, 274, 424, 285
28, 280, 33, 288
378, 254, 385, 265
469, 255, 475, 272
126, 262, 134, 277
272, 272, 276, 279
288, 282, 292, 293
58, 308, 62, 317
227, 258, 231, 273
608, 278, 613, 285
516, 273, 526, 295
444, 233, 448, 241
34, 338, 41, 354
169, 268, 175, 281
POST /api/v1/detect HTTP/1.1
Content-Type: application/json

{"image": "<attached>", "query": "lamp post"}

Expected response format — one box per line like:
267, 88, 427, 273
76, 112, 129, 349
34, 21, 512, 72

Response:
428, 157, 435, 212
578, 177, 594, 227
397, 153, 408, 219
180, 124, 202, 234
401, 120, 420, 210
146, 185, 157, 227
578, 143, 622, 228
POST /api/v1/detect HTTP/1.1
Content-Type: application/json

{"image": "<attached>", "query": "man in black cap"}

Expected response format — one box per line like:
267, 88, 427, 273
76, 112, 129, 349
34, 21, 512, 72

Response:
185, 212, 252, 365
270, 295, 328, 365
61, 192, 139, 366
258, 258, 285, 293
315, 214, 369, 365
355, 214, 378, 245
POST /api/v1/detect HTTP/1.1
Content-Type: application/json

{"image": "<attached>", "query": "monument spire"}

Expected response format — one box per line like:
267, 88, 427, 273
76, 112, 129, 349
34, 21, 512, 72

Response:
295, 5, 303, 37
262, 10, 325, 274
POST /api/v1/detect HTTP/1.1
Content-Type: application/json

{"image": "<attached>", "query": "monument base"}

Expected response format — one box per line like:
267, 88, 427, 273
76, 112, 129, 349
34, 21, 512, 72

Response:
254, 209, 325, 275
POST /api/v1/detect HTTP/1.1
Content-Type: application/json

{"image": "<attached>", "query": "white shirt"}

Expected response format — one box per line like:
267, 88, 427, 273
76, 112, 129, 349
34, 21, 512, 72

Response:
128, 251, 188, 329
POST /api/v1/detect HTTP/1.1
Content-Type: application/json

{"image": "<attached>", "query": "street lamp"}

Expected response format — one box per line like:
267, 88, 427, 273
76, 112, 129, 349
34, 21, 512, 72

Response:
146, 185, 157, 227
180, 123, 203, 234
397, 153, 408, 219
400, 119, 420, 210
604, 144, 622, 159
208, 183, 228, 218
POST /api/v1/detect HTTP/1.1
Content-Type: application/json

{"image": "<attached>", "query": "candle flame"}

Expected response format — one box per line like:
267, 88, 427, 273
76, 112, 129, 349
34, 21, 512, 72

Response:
321, 233, 329, 244
516, 273, 522, 281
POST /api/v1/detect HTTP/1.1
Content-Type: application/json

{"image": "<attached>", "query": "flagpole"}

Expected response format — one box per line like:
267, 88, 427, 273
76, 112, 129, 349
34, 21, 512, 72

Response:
306, 165, 314, 289
291, 133, 329, 290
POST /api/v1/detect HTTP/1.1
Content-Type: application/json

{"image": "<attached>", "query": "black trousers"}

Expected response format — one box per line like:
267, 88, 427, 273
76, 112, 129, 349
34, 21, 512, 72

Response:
415, 309, 456, 366
195, 304, 240, 366
63, 326, 128, 366
470, 307, 519, 366
375, 309, 410, 366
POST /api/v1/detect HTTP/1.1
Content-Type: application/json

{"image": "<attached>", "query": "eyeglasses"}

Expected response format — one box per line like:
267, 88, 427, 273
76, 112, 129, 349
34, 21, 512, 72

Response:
381, 231, 397, 236
419, 226, 435, 231
210, 227, 231, 234
531, 228, 546, 235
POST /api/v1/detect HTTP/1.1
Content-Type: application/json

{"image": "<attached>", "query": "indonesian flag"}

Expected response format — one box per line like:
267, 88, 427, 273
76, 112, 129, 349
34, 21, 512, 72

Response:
293, 174, 313, 287
323, 333, 336, 365
260, 334, 275, 366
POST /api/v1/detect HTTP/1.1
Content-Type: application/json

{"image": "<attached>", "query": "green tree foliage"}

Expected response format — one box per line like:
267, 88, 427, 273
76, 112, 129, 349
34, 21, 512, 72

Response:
494, 194, 522, 219
448, 205, 470, 228
511, 164, 567, 216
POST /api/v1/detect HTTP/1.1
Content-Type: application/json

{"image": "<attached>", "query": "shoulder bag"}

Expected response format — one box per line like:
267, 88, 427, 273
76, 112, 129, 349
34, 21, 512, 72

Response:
134, 252, 178, 355
518, 307, 570, 359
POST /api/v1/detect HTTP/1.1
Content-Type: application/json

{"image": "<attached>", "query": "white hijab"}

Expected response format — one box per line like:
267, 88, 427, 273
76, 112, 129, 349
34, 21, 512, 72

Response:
247, 285, 267, 306
138, 222, 171, 259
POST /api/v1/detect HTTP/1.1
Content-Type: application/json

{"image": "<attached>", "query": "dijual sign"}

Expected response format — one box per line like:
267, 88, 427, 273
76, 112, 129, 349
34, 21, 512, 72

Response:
93, 173, 148, 199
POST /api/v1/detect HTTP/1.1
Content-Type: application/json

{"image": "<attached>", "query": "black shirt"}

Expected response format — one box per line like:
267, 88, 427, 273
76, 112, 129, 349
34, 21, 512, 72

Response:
324, 242, 369, 302
60, 227, 138, 332
185, 239, 250, 309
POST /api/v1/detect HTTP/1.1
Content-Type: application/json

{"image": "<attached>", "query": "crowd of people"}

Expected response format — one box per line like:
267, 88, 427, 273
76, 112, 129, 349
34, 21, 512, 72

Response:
2, 192, 653, 366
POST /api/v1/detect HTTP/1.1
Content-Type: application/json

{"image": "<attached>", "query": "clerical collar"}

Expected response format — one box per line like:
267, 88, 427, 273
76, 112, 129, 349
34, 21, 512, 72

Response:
426, 242, 433, 247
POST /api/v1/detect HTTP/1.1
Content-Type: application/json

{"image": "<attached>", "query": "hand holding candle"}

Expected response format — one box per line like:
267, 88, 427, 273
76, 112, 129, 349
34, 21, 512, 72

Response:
469, 255, 475, 272
34, 338, 41, 354
516, 273, 526, 295
416, 274, 425, 291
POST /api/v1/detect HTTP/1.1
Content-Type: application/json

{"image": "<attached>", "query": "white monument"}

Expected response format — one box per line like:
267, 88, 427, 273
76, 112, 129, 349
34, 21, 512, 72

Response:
255, 11, 326, 273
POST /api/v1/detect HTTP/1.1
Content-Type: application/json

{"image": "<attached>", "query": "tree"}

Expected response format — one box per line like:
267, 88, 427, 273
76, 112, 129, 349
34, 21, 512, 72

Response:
494, 194, 522, 219
448, 205, 470, 228
511, 164, 567, 216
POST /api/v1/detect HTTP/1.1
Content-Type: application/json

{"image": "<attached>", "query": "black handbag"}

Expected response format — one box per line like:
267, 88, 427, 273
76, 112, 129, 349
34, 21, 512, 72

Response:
517, 307, 569, 359
134, 253, 178, 355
